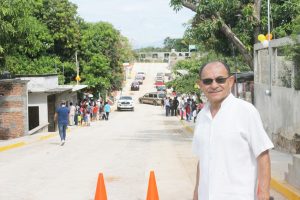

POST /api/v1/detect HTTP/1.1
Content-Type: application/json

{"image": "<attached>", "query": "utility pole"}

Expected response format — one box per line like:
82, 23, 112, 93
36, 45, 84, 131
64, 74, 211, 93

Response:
231, 43, 238, 97
267, 0, 272, 96
75, 51, 79, 85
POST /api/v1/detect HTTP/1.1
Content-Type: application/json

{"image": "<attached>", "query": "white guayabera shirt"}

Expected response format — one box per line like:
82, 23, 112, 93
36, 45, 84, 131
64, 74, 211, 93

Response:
192, 94, 274, 200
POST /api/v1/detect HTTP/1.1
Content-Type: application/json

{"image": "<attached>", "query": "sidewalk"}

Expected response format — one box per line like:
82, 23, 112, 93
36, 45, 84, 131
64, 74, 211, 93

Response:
0, 125, 80, 152
0, 103, 120, 152
179, 118, 300, 200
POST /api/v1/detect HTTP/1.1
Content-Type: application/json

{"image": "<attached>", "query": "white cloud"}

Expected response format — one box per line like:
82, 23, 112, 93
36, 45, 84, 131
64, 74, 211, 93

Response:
70, 0, 194, 48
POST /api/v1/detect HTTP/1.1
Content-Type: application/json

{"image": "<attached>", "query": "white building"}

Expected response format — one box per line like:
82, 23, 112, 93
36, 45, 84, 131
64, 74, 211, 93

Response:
17, 74, 87, 133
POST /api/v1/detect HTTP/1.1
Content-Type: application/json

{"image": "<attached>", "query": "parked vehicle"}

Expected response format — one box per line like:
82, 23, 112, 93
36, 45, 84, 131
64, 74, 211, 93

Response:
137, 72, 146, 80
139, 92, 166, 106
156, 72, 164, 77
131, 81, 140, 91
154, 81, 164, 88
155, 76, 164, 81
135, 75, 143, 85
156, 85, 166, 92
117, 96, 134, 111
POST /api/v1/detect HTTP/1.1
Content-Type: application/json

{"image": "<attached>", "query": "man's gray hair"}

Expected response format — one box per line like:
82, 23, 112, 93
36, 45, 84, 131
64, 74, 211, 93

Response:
199, 61, 231, 78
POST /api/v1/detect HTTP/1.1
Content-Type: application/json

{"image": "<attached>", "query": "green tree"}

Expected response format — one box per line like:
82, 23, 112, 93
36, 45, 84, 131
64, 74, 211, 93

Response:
82, 54, 111, 94
170, 0, 300, 69
35, 0, 81, 60
167, 50, 250, 93
80, 22, 133, 94
119, 36, 135, 63
0, 0, 52, 69
163, 37, 189, 52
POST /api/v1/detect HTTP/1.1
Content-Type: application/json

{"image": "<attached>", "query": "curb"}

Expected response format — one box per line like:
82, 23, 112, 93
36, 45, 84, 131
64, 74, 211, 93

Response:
179, 120, 194, 133
179, 119, 300, 200
0, 128, 72, 153
271, 178, 300, 200
0, 142, 26, 152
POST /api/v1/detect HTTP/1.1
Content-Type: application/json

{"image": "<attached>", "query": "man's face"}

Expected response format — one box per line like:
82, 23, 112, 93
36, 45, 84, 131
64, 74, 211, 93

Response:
199, 62, 234, 105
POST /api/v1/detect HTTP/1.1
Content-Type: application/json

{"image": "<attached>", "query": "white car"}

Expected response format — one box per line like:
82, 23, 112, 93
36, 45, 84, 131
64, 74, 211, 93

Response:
117, 96, 134, 111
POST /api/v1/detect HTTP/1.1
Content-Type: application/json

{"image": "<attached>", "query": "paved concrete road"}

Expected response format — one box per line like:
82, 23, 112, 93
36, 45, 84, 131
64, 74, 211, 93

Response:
0, 63, 287, 200
0, 63, 197, 200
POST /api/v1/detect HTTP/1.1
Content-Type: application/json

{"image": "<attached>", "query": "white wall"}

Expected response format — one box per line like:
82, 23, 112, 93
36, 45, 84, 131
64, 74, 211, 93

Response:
254, 84, 300, 139
254, 36, 300, 153
21, 75, 58, 91
28, 93, 49, 126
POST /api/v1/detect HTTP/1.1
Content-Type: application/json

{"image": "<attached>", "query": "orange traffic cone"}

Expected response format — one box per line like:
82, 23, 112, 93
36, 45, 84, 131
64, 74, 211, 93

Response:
146, 171, 159, 200
94, 173, 107, 200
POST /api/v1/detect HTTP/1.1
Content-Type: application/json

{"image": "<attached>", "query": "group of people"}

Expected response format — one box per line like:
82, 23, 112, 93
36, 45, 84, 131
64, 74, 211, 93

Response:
54, 98, 111, 146
69, 99, 112, 126
163, 95, 204, 123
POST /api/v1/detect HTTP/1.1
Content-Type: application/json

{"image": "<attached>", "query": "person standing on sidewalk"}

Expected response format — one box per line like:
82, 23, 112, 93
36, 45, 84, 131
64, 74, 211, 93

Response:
104, 101, 111, 120
54, 100, 69, 146
69, 102, 76, 126
192, 61, 274, 200
178, 97, 185, 120
172, 96, 179, 116
164, 97, 170, 116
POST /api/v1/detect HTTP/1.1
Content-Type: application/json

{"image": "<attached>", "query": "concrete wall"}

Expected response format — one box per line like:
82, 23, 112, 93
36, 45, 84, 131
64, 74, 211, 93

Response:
254, 84, 300, 139
285, 155, 300, 189
20, 75, 58, 91
254, 36, 300, 153
56, 91, 78, 108
137, 51, 191, 62
28, 93, 49, 127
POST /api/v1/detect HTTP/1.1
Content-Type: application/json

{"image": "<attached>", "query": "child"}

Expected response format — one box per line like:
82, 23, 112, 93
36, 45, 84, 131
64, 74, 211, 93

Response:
77, 114, 82, 126
193, 109, 197, 123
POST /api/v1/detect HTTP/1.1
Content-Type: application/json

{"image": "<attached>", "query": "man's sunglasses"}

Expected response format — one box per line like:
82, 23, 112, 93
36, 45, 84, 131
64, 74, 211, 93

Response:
201, 76, 231, 85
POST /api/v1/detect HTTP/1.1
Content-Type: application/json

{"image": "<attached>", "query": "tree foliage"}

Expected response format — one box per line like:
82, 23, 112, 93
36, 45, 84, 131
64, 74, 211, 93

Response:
79, 22, 129, 94
34, 0, 81, 60
168, 50, 250, 94
0, 0, 52, 61
166, 73, 199, 95
0, 0, 134, 95
170, 0, 300, 70
163, 37, 189, 52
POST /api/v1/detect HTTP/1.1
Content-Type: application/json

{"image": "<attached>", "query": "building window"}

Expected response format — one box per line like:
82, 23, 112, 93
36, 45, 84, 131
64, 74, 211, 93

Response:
152, 54, 158, 58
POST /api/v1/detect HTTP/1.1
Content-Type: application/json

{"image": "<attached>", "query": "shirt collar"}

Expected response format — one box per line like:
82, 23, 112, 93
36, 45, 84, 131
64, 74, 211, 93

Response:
203, 93, 234, 119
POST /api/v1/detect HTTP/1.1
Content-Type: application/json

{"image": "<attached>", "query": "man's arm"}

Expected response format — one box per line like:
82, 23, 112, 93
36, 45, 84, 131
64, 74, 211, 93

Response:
193, 161, 200, 200
257, 150, 271, 200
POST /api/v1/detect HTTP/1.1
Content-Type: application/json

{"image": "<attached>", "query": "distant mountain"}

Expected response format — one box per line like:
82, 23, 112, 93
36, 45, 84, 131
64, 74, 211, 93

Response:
133, 39, 164, 49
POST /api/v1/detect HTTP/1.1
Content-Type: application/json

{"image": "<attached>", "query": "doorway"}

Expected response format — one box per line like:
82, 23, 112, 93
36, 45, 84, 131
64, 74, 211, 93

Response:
28, 106, 39, 130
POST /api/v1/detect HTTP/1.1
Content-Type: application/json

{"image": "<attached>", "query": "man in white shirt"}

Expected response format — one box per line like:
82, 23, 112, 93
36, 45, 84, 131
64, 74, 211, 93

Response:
192, 61, 274, 200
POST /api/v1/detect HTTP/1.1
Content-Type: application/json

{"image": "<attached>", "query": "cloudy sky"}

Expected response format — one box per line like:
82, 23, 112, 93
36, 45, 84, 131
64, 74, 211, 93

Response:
69, 0, 194, 48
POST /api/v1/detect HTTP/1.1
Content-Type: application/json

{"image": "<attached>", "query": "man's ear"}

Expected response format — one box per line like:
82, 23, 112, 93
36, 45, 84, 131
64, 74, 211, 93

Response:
228, 75, 235, 88
197, 79, 203, 90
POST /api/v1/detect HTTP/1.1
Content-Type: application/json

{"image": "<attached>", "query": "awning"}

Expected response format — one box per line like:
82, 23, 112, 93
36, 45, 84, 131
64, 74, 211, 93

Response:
176, 69, 189, 76
233, 72, 254, 83
29, 88, 71, 93
29, 85, 87, 93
